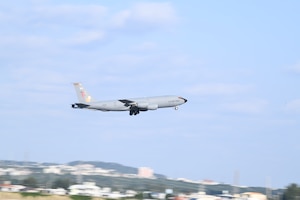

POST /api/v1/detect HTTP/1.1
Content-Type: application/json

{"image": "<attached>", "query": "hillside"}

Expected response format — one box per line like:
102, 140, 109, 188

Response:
0, 160, 284, 196
0, 160, 165, 178
67, 161, 165, 178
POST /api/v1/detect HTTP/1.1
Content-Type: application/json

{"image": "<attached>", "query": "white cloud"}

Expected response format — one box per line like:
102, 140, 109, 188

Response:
111, 10, 131, 28
0, 10, 11, 22
0, 35, 51, 48
132, 41, 158, 51
186, 83, 252, 96
64, 30, 106, 45
35, 5, 107, 15
111, 2, 177, 29
0, 30, 106, 50
0, 4, 108, 48
9, 67, 70, 97
132, 2, 177, 24
104, 54, 148, 69
285, 99, 300, 113
287, 62, 300, 73
33, 5, 107, 26
222, 99, 268, 114
1, 67, 73, 120
0, 2, 177, 50
0, 3, 107, 30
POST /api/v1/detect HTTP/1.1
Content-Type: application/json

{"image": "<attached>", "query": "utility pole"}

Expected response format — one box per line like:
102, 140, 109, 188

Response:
198, 181, 205, 194
76, 163, 82, 184
233, 170, 239, 196
266, 177, 272, 199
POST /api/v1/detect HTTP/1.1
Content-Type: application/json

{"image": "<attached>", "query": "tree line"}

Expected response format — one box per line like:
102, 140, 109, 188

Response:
9, 176, 300, 199
282, 183, 300, 200
21, 177, 73, 189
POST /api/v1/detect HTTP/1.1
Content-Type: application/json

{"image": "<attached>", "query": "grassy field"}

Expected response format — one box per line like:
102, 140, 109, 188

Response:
0, 192, 106, 200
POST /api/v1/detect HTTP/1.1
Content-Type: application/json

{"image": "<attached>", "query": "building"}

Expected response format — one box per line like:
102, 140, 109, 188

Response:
240, 192, 267, 200
138, 167, 154, 178
0, 182, 26, 192
43, 166, 62, 174
41, 188, 67, 195
68, 182, 101, 197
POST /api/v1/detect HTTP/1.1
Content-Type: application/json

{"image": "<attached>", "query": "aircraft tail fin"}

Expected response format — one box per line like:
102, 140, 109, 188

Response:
73, 83, 96, 103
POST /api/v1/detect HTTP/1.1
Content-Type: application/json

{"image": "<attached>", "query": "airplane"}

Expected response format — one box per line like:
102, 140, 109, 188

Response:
71, 82, 187, 116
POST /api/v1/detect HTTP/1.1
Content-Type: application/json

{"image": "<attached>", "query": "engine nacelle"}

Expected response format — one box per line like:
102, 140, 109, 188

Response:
137, 102, 149, 109
136, 102, 158, 110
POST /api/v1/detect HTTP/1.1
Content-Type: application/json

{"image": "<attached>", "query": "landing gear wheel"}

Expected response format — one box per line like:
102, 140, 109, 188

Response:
129, 107, 140, 116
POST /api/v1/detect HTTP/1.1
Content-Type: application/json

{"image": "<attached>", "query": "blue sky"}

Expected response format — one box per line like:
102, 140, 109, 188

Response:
1, 0, 300, 189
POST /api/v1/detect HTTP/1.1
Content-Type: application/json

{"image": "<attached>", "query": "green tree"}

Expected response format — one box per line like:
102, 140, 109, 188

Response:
52, 178, 71, 189
282, 183, 300, 200
22, 177, 38, 188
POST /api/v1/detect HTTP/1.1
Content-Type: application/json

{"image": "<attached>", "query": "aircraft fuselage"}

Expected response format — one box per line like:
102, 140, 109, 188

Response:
77, 96, 186, 111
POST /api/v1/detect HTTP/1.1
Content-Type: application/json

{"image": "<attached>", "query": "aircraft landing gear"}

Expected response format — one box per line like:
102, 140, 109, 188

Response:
129, 107, 140, 116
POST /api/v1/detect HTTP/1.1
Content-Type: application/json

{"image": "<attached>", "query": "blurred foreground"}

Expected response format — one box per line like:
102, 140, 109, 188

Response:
0, 192, 103, 200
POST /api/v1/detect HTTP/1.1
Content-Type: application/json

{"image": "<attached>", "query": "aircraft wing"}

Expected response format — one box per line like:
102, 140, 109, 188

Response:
119, 99, 136, 107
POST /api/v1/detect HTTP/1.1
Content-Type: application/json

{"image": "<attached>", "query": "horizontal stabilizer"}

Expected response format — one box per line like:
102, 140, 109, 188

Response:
72, 103, 90, 109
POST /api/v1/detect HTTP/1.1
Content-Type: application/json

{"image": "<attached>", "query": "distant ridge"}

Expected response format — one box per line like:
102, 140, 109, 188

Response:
68, 161, 137, 174
0, 160, 284, 195
0, 160, 166, 178
68, 161, 166, 178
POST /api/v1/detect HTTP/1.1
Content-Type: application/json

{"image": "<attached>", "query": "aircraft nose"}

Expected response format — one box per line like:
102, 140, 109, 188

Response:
179, 97, 188, 103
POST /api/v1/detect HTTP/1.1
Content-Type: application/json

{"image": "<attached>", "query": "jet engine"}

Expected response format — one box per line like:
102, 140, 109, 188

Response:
137, 102, 149, 109
136, 102, 158, 110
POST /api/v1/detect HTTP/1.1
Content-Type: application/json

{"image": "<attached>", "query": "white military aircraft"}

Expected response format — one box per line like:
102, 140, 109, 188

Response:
71, 83, 187, 116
